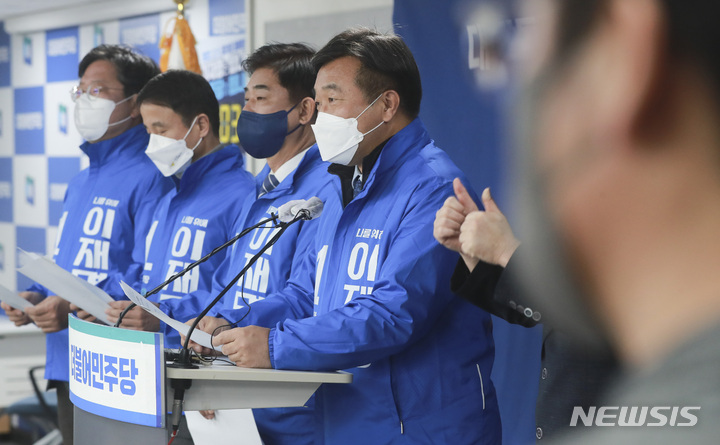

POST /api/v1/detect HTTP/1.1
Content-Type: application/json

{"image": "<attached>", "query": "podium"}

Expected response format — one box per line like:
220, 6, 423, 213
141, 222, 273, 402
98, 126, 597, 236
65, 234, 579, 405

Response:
67, 317, 352, 444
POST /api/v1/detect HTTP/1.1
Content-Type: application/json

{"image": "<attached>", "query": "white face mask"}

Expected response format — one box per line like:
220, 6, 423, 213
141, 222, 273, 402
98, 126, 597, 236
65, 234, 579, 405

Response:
145, 116, 202, 177
74, 94, 133, 142
311, 94, 384, 165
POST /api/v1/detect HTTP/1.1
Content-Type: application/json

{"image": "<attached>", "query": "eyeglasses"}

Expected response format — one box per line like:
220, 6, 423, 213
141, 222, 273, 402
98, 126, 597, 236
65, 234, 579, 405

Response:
70, 84, 124, 102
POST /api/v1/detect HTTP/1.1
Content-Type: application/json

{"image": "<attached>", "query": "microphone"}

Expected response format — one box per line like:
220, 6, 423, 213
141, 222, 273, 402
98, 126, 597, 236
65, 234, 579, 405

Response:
278, 197, 324, 223
177, 197, 325, 365
114, 214, 281, 327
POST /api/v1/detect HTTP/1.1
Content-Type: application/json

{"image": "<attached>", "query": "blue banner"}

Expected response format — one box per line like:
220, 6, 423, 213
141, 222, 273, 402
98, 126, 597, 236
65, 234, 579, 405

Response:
200, 39, 246, 146
394, 1, 541, 443
0, 22, 10, 87
14, 87, 45, 154
16, 226, 47, 291
22, 36, 32, 66
48, 157, 80, 226
0, 158, 11, 222
119, 14, 161, 63
208, 0, 247, 36
46, 27, 79, 82
0, 240, 5, 273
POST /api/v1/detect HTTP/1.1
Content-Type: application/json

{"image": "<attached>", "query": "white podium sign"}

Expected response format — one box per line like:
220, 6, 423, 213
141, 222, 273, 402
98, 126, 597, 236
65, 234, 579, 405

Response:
68, 316, 165, 428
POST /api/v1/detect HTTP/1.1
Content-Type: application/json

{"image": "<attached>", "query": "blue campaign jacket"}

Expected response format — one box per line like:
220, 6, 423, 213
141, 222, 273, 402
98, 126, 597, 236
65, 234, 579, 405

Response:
29, 125, 175, 382
202, 146, 333, 445
206, 146, 332, 322
143, 145, 255, 348
236, 120, 502, 444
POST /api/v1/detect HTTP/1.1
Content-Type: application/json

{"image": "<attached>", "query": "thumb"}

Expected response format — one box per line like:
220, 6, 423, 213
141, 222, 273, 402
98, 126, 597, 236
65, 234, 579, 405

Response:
213, 330, 229, 345
453, 178, 478, 213
481, 187, 501, 213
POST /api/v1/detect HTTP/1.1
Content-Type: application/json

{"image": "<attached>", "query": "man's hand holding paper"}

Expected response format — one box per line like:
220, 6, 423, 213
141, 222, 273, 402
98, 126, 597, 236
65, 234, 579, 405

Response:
0, 290, 43, 326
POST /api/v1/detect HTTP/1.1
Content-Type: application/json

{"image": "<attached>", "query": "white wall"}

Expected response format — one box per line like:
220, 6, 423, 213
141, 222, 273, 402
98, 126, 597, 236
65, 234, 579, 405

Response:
252, 0, 393, 49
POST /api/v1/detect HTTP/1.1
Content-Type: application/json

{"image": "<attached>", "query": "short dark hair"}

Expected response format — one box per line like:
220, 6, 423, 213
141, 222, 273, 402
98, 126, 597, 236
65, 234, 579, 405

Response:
242, 43, 316, 103
79, 44, 160, 98
136, 70, 221, 138
313, 28, 422, 119
552, 1, 720, 105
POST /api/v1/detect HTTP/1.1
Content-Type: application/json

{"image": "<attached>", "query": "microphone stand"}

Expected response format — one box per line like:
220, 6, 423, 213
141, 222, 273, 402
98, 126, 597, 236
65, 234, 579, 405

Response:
172, 213, 306, 368
114, 214, 280, 328
166, 209, 316, 438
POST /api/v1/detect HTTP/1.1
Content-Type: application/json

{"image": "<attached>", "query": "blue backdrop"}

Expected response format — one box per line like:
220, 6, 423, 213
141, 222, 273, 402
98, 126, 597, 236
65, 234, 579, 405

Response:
394, 1, 542, 443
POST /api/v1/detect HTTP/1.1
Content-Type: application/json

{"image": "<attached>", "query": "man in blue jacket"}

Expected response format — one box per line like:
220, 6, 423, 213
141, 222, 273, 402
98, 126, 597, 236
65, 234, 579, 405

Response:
200, 29, 502, 444
1, 45, 173, 445
104, 70, 255, 349
186, 43, 333, 445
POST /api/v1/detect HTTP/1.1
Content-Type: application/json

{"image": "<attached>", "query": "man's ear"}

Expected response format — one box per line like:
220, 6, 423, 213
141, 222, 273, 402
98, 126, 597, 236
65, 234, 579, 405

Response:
129, 95, 141, 118
596, 0, 666, 149
297, 97, 317, 125
379, 90, 401, 122
196, 113, 211, 138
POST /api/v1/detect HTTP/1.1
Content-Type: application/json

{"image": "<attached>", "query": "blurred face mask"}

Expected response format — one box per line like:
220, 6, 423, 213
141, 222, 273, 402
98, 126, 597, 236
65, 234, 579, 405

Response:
145, 116, 202, 177
311, 94, 384, 165
510, 59, 613, 355
74, 94, 134, 142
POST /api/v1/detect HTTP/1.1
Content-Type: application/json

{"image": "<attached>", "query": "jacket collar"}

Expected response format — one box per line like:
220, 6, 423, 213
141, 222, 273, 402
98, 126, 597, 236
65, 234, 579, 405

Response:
256, 144, 322, 198
367, 118, 430, 179
80, 124, 148, 166
176, 144, 244, 191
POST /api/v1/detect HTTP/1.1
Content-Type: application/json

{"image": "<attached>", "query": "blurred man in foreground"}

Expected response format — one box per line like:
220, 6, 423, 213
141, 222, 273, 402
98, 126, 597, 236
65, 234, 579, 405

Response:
508, 0, 720, 442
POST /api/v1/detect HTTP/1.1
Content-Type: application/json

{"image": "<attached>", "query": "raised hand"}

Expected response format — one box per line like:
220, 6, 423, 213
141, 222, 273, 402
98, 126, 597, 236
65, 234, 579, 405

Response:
434, 178, 480, 252
459, 187, 520, 269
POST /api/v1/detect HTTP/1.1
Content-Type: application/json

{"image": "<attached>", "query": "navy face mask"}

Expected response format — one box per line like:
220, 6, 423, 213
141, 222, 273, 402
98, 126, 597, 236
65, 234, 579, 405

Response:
236, 102, 301, 159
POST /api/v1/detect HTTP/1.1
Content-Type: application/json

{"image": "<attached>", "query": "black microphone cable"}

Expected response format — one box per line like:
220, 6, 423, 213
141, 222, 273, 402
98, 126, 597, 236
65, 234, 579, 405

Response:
177, 215, 301, 366
166, 213, 308, 440
164, 199, 323, 437
114, 214, 280, 327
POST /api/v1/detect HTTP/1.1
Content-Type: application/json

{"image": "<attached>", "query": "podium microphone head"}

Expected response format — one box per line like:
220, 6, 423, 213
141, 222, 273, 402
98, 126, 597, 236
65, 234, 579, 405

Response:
297, 197, 324, 220
278, 199, 306, 223
278, 197, 324, 222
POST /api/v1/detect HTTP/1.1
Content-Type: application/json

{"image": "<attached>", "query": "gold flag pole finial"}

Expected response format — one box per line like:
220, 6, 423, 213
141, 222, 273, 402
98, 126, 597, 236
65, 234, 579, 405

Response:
174, 0, 186, 17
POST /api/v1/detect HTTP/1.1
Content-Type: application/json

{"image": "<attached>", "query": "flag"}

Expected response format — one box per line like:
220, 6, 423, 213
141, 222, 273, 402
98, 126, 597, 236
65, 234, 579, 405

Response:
159, 13, 202, 74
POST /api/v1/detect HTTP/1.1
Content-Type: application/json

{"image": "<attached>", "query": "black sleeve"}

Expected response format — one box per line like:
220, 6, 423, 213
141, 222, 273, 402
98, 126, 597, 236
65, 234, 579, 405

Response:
451, 256, 541, 327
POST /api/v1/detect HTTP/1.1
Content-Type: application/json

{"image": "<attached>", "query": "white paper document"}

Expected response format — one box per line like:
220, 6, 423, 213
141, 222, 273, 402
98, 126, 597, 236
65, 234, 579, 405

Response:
186, 409, 262, 445
120, 281, 223, 352
0, 283, 34, 311
16, 250, 113, 325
